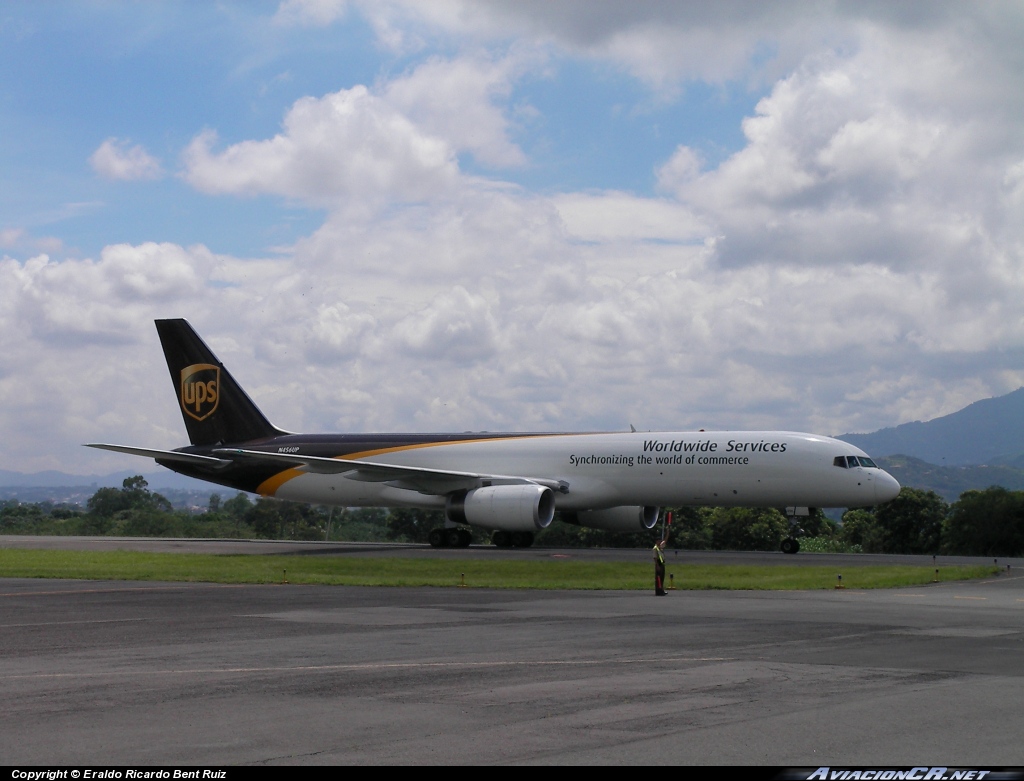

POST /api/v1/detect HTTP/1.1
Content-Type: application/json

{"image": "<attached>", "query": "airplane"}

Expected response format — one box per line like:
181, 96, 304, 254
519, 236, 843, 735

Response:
87, 319, 900, 552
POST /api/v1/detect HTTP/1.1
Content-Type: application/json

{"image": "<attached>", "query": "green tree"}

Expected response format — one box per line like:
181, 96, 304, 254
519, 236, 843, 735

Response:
944, 487, 1024, 556
839, 508, 884, 552
707, 507, 788, 551
82, 476, 177, 536
121, 509, 176, 537
794, 508, 836, 540
245, 498, 325, 540
0, 501, 44, 531
87, 476, 172, 519
222, 492, 253, 531
386, 508, 444, 543
664, 506, 712, 550
874, 487, 946, 554
86, 487, 132, 518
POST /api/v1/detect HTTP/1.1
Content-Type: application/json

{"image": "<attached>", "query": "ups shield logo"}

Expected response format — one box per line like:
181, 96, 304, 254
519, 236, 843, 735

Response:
180, 363, 220, 422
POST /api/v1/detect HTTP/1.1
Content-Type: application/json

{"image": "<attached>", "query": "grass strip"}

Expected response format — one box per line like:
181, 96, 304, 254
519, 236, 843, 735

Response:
0, 549, 1000, 590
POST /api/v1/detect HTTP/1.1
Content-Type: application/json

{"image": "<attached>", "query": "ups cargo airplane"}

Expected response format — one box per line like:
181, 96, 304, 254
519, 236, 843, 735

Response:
88, 319, 900, 552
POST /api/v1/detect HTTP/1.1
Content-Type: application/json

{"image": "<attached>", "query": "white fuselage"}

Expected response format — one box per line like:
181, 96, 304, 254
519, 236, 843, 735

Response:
267, 430, 899, 510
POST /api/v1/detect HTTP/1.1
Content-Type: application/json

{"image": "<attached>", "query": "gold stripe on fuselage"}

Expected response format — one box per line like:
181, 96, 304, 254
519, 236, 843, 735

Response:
254, 433, 577, 497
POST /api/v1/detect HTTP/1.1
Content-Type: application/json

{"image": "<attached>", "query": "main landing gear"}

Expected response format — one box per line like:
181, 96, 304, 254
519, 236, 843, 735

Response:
426, 528, 534, 548
780, 537, 800, 554
427, 527, 473, 548
491, 531, 534, 548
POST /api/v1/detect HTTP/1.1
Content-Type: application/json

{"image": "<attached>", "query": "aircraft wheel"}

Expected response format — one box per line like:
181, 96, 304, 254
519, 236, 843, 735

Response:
781, 537, 799, 554
446, 528, 464, 548
428, 528, 446, 548
492, 531, 512, 548
457, 528, 472, 548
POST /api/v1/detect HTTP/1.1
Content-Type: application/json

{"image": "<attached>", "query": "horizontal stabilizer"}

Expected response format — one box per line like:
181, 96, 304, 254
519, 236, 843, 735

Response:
85, 443, 233, 468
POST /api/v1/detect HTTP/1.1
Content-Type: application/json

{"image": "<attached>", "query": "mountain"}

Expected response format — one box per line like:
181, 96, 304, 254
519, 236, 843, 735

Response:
0, 468, 218, 490
838, 387, 1024, 466
876, 455, 1024, 503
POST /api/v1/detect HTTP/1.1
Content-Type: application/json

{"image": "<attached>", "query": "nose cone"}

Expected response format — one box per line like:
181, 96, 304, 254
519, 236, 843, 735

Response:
875, 470, 901, 503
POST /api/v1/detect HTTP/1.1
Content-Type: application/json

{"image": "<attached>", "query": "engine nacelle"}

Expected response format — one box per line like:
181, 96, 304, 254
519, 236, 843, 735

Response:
565, 505, 660, 532
446, 484, 555, 532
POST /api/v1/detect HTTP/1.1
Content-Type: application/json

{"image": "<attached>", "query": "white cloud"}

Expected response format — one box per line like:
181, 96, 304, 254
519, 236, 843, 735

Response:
0, 228, 25, 247
308, 303, 377, 361
182, 86, 458, 209
89, 138, 163, 181
382, 55, 528, 168
181, 53, 528, 212
552, 192, 706, 244
656, 31, 1024, 287
393, 286, 500, 364
273, 0, 349, 27
1, 228, 63, 256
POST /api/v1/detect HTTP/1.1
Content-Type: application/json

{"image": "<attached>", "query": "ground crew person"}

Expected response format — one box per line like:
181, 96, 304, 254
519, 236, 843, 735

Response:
653, 537, 668, 595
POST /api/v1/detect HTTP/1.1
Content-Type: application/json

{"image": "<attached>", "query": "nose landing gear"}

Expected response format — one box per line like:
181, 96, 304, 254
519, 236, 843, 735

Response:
781, 506, 810, 554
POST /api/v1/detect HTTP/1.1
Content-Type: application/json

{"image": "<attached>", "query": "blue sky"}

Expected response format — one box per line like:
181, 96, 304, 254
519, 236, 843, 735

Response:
2, 3, 754, 258
2, 2, 1023, 473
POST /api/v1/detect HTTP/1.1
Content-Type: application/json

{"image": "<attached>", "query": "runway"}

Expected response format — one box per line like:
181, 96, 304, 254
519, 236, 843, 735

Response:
1, 542, 1023, 765
1, 534, 1016, 567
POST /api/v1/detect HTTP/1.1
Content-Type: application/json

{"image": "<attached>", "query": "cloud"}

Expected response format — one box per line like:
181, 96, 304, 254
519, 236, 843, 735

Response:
1, 227, 64, 256
655, 31, 1024, 290
0, 228, 25, 247
181, 53, 528, 211
552, 192, 706, 244
89, 138, 164, 181
393, 287, 500, 364
382, 55, 528, 168
182, 86, 458, 209
273, 0, 349, 27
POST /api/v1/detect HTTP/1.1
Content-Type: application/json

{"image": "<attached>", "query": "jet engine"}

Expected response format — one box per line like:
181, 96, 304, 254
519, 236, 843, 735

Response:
446, 484, 555, 532
564, 505, 660, 532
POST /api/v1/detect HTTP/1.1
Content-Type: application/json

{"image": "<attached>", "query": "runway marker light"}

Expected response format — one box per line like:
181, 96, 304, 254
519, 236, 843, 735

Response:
835, 574, 845, 590
459, 573, 466, 588
282, 569, 288, 585
669, 573, 675, 590
934, 568, 939, 582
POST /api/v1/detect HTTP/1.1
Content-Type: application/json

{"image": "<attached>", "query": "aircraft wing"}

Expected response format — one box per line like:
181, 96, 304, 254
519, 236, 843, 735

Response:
211, 448, 569, 496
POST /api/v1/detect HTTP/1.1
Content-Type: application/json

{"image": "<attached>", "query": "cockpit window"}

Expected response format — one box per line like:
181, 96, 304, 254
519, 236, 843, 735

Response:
835, 455, 878, 468
851, 456, 877, 468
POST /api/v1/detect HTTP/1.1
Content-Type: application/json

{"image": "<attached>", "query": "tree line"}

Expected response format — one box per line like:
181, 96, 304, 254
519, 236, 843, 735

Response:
2, 477, 1022, 556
